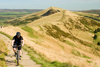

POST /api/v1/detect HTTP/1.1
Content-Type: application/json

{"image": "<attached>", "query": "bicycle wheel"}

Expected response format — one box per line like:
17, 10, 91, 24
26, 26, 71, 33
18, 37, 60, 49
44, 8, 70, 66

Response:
17, 50, 19, 65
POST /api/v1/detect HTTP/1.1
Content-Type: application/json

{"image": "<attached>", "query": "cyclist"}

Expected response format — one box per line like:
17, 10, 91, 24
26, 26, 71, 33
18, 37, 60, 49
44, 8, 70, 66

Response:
11, 32, 24, 57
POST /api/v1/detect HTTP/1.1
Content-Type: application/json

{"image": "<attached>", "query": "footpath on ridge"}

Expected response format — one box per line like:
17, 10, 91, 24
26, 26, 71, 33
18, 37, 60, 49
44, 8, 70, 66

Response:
0, 33, 41, 67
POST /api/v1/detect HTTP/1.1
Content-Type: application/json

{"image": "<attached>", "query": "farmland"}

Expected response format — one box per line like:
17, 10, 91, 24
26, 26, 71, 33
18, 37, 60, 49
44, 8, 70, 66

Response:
0, 9, 42, 25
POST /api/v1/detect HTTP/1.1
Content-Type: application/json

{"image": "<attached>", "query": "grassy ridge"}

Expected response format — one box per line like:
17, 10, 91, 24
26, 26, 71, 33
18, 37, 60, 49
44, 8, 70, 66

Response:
0, 39, 7, 67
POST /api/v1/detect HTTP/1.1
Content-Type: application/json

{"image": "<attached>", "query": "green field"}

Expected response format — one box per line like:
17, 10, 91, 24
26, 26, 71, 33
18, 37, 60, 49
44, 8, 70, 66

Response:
0, 9, 42, 25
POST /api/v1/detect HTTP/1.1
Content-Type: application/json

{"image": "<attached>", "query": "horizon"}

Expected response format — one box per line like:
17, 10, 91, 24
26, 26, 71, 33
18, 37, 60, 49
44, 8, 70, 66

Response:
0, 7, 100, 11
0, 0, 100, 11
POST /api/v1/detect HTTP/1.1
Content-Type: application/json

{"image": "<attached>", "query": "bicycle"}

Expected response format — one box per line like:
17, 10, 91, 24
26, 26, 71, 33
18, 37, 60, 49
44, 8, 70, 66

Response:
15, 45, 21, 66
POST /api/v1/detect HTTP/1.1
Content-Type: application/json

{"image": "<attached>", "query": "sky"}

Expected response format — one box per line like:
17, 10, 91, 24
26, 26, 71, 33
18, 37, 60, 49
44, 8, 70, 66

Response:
0, 0, 100, 10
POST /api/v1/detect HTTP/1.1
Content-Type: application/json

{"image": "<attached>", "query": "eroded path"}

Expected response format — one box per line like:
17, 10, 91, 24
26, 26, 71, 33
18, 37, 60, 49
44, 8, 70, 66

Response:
0, 33, 41, 67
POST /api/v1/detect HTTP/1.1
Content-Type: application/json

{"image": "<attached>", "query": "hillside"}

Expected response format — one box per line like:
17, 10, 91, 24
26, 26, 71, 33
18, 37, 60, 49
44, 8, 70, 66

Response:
4, 7, 64, 26
74, 11, 100, 22
0, 7, 100, 67
0, 9, 42, 26
0, 39, 7, 67
78, 10, 100, 14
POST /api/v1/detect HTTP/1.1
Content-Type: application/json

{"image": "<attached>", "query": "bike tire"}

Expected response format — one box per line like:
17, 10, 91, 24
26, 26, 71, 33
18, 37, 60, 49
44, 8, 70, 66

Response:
17, 50, 19, 65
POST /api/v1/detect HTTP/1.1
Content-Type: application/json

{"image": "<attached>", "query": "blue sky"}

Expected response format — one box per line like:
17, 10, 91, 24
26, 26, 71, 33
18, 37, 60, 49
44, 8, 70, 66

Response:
0, 0, 100, 10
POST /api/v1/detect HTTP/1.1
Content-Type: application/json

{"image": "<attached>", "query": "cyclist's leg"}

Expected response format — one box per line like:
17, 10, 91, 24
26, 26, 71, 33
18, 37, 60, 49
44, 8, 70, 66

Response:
18, 45, 22, 56
13, 44, 17, 55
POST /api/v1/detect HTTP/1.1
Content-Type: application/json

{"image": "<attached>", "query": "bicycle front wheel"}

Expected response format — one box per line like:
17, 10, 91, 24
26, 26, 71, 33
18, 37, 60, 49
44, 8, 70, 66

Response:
17, 50, 19, 65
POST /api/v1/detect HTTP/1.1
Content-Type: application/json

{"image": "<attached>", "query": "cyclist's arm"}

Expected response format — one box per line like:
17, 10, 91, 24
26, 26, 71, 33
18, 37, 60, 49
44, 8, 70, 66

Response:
21, 40, 24, 46
11, 40, 15, 46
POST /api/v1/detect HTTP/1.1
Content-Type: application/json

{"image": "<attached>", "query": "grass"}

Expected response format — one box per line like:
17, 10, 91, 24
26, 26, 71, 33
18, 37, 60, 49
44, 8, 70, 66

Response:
20, 64, 23, 67
83, 56, 91, 59
0, 20, 4, 21
38, 25, 44, 31
79, 10, 100, 14
23, 45, 77, 67
74, 12, 100, 32
72, 49, 81, 56
94, 32, 100, 43
75, 12, 100, 22
21, 26, 38, 38
65, 40, 75, 47
0, 10, 42, 26
44, 25, 70, 41
44, 24, 93, 48
0, 39, 8, 67
0, 12, 28, 15
79, 17, 93, 31
92, 32, 100, 53
72, 49, 91, 59
0, 12, 28, 22
87, 60, 92, 63
25, 16, 41, 21
0, 31, 12, 39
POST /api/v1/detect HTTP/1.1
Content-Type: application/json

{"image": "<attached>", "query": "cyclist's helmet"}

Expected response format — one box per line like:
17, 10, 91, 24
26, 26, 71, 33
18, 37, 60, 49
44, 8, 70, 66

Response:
16, 32, 21, 36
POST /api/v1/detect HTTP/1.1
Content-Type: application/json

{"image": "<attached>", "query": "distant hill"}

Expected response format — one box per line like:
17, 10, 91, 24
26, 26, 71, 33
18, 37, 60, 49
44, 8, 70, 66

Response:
78, 10, 100, 14
75, 10, 100, 22
4, 7, 64, 26
0, 9, 43, 12
0, 9, 43, 25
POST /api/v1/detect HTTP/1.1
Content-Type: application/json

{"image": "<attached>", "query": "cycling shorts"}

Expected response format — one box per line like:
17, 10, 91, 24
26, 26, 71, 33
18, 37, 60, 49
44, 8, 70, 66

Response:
13, 43, 22, 50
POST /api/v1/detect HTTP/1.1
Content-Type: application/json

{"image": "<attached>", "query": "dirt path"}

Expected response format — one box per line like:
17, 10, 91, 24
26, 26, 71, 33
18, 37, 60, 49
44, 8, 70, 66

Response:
0, 33, 41, 67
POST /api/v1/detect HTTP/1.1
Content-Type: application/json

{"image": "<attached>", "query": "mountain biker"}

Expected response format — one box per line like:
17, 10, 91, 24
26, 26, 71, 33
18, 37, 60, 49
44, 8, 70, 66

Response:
11, 32, 24, 57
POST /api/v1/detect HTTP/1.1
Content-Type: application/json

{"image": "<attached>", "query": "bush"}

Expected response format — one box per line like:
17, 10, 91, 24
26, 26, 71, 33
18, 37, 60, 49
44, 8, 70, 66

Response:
93, 35, 97, 40
97, 28, 100, 32
94, 30, 97, 33
97, 42, 100, 46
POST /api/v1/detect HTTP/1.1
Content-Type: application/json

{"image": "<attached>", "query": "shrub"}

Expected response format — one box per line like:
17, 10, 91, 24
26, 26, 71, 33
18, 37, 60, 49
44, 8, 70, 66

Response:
94, 30, 97, 33
97, 42, 100, 46
97, 28, 100, 32
93, 35, 97, 40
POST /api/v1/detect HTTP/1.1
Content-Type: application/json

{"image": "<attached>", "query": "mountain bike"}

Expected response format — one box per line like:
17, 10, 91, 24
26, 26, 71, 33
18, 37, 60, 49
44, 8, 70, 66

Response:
15, 45, 21, 66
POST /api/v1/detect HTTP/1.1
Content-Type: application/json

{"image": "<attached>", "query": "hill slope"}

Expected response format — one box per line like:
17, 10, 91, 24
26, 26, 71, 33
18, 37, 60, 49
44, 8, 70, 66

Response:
0, 9, 42, 26
79, 10, 100, 14
1, 7, 100, 67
